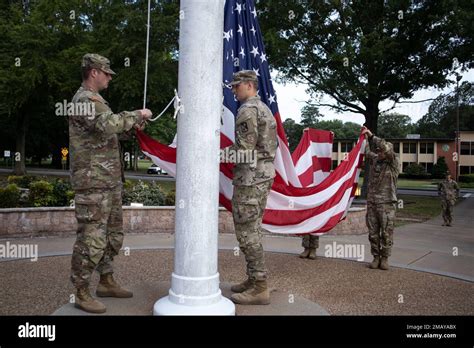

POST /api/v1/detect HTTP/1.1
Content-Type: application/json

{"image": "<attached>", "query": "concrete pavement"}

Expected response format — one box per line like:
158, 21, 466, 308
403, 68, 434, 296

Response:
2, 196, 472, 282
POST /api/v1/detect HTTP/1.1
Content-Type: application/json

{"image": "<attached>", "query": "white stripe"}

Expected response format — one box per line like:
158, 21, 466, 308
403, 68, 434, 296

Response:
142, 150, 177, 177
463, 193, 471, 198
294, 142, 331, 175
221, 106, 235, 143
262, 186, 353, 234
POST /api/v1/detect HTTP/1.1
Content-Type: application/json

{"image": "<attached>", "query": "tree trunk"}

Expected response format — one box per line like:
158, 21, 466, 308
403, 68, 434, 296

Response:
14, 112, 27, 175
360, 101, 379, 199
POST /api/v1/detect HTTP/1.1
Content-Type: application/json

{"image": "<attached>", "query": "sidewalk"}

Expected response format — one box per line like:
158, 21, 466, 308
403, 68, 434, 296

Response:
2, 197, 472, 282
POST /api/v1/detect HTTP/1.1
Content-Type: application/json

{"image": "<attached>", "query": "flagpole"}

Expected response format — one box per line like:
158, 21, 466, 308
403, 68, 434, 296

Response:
153, 0, 234, 315
143, 0, 151, 109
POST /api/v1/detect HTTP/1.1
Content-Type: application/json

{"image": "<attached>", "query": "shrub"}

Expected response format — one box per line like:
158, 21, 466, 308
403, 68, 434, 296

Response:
0, 184, 21, 208
164, 189, 176, 206
459, 174, 474, 183
123, 181, 165, 206
432, 157, 449, 179
51, 179, 74, 206
7, 175, 37, 188
28, 180, 55, 207
404, 164, 430, 179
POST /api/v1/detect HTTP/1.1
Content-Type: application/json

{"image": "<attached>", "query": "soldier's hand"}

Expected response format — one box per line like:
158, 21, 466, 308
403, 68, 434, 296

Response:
361, 127, 373, 137
139, 109, 153, 120
134, 121, 147, 131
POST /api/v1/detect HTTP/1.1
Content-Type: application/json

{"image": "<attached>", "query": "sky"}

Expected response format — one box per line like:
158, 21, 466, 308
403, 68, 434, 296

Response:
272, 69, 474, 126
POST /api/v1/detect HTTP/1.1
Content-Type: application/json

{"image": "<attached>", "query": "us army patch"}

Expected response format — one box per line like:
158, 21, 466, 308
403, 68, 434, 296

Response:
239, 121, 249, 133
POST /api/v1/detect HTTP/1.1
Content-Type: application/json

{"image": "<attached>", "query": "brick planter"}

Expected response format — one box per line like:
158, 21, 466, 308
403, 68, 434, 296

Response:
0, 206, 367, 238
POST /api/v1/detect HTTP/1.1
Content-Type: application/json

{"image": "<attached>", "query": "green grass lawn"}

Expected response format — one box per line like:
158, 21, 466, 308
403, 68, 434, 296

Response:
395, 194, 464, 227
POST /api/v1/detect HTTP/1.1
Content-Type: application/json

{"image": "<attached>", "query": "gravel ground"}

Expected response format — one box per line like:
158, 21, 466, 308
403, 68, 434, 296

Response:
0, 249, 472, 315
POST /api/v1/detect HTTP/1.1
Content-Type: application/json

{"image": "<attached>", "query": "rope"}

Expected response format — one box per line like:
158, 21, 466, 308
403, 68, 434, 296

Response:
143, 0, 151, 109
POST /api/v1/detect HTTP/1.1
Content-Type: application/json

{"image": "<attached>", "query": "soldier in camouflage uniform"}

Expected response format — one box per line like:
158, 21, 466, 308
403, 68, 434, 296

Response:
299, 235, 319, 260
438, 172, 459, 226
228, 70, 278, 305
69, 53, 152, 313
362, 127, 399, 271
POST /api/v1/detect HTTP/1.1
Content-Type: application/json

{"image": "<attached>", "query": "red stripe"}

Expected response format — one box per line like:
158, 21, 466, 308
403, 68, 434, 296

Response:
271, 135, 364, 197
318, 157, 332, 172
263, 168, 358, 226
219, 192, 232, 211
136, 130, 176, 164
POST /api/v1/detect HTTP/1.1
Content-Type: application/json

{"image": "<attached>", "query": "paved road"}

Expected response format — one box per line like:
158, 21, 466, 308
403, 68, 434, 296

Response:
2, 168, 473, 196
0, 167, 175, 182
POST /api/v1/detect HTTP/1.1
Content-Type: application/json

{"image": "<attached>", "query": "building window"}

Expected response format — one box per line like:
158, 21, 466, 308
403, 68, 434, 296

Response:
393, 142, 400, 153
341, 142, 353, 153
460, 166, 470, 175
420, 142, 434, 154
332, 160, 338, 170
403, 142, 416, 154
332, 142, 338, 152
460, 142, 471, 155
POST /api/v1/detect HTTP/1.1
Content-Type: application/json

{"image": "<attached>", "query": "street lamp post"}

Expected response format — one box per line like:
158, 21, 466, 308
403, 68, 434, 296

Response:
455, 73, 462, 182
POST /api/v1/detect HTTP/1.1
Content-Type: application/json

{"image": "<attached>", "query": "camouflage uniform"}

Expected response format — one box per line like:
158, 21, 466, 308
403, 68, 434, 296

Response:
230, 73, 278, 282
69, 54, 144, 289
302, 235, 319, 249
365, 135, 399, 258
438, 177, 459, 225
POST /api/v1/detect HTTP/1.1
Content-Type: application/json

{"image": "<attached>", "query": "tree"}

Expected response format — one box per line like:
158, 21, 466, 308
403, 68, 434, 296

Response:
260, 0, 473, 134
313, 119, 360, 139
300, 104, 322, 127
259, 0, 473, 196
432, 157, 449, 179
377, 113, 415, 139
282, 118, 304, 152
0, 0, 180, 173
416, 81, 474, 138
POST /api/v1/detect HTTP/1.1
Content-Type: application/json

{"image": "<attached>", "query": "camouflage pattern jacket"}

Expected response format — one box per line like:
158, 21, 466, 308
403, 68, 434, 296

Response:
231, 95, 278, 186
69, 85, 142, 190
438, 179, 459, 202
366, 135, 400, 205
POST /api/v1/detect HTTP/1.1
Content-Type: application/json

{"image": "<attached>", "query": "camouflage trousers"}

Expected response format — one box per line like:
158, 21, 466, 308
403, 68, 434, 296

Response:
441, 199, 455, 224
232, 180, 273, 282
366, 203, 395, 257
71, 186, 124, 288
302, 235, 319, 249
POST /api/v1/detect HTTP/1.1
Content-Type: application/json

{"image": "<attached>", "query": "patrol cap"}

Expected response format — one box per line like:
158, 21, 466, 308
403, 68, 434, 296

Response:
81, 53, 116, 75
229, 70, 258, 86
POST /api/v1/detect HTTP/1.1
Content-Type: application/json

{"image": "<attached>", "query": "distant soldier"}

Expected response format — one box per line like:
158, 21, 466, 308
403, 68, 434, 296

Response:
299, 235, 319, 260
362, 127, 399, 271
438, 172, 459, 226
228, 70, 278, 305
69, 53, 152, 313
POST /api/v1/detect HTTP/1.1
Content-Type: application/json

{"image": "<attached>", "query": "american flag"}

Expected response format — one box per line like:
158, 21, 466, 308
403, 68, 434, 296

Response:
137, 0, 365, 235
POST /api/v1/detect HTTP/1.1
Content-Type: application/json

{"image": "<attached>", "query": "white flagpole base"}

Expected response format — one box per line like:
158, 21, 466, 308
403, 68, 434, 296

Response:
153, 296, 235, 316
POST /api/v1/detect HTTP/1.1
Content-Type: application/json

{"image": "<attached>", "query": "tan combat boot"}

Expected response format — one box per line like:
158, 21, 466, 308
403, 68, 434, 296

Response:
379, 257, 389, 270
75, 287, 106, 314
308, 248, 317, 260
231, 278, 254, 293
96, 273, 133, 298
230, 280, 270, 305
369, 256, 380, 269
299, 248, 310, 258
